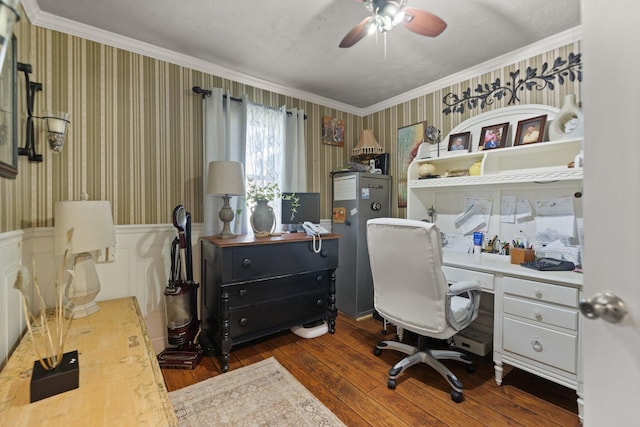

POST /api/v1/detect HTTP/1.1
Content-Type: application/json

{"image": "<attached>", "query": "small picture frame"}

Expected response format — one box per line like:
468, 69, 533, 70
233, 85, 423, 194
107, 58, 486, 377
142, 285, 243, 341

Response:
447, 132, 471, 153
478, 122, 509, 151
514, 114, 547, 146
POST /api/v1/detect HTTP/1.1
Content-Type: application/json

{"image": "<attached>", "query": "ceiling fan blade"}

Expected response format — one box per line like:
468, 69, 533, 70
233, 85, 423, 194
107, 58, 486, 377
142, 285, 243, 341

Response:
339, 16, 373, 48
401, 7, 447, 37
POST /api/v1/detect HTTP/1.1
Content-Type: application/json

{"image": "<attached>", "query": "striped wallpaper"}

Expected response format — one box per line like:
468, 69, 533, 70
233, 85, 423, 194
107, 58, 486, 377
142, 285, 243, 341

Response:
0, 13, 581, 233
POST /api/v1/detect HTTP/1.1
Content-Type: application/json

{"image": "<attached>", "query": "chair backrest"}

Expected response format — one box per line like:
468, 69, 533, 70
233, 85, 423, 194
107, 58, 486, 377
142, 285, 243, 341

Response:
366, 218, 450, 336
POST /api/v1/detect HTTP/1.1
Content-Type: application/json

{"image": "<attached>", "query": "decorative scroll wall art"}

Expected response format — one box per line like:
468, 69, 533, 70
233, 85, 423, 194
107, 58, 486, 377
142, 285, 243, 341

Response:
442, 53, 582, 115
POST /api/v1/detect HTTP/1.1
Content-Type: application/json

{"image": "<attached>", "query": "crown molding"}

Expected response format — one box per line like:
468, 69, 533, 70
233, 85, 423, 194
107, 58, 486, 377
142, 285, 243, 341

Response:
362, 26, 583, 116
20, 1, 579, 118
19, 0, 365, 116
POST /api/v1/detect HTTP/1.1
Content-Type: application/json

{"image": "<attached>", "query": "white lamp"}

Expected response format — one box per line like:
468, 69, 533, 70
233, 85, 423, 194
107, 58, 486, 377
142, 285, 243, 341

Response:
206, 160, 245, 239
54, 197, 116, 318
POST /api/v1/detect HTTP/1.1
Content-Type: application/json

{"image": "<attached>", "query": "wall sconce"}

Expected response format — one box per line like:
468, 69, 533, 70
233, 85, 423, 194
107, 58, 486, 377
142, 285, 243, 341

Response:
17, 62, 70, 162
0, 0, 20, 76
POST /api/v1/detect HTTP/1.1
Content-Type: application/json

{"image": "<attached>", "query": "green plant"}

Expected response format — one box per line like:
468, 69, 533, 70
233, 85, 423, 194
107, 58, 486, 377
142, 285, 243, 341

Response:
246, 181, 281, 205
246, 181, 300, 211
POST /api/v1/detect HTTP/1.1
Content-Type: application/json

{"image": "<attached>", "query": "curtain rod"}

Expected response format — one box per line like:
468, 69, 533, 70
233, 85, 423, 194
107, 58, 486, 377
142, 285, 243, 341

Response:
192, 86, 306, 119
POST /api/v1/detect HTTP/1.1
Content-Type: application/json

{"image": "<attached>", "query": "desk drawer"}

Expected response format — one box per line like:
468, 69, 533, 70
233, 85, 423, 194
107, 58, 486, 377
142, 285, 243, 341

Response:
503, 317, 577, 374
225, 271, 330, 307
442, 266, 494, 292
502, 277, 578, 308
227, 238, 338, 282
229, 290, 327, 338
503, 296, 578, 331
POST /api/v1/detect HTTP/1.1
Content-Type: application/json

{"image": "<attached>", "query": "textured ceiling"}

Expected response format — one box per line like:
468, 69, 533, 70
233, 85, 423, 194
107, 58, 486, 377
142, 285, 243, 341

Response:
27, 0, 581, 111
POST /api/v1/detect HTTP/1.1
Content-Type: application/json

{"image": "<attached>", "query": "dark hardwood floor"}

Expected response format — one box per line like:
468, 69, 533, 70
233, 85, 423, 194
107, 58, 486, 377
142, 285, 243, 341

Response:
162, 314, 580, 426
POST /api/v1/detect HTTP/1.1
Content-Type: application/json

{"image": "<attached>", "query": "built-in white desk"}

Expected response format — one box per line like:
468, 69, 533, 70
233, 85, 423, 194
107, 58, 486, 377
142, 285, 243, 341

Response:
442, 252, 583, 421
405, 103, 586, 421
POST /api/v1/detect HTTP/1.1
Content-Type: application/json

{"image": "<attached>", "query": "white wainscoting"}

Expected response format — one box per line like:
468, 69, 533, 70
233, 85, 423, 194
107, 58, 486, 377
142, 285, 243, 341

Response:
1, 220, 332, 366
0, 224, 203, 366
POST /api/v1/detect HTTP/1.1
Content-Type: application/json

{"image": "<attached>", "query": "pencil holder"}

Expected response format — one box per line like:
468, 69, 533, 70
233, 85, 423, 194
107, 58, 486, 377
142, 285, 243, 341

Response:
511, 248, 535, 264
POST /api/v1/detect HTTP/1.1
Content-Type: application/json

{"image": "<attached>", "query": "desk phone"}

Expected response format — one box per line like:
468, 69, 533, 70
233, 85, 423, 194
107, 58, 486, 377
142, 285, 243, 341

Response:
521, 258, 575, 271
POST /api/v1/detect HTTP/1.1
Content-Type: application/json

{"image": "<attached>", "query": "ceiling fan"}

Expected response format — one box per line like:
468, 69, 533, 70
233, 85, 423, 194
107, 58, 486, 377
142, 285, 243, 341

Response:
339, 0, 447, 48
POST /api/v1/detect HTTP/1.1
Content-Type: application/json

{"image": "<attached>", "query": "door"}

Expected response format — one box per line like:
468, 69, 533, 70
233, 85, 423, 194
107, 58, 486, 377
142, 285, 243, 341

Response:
582, 1, 639, 424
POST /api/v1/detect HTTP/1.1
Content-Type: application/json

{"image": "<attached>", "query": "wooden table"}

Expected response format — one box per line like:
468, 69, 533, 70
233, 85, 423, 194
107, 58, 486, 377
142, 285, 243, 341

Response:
0, 297, 177, 426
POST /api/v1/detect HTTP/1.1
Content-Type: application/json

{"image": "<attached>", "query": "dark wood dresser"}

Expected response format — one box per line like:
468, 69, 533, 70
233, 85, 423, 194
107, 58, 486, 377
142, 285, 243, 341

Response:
200, 233, 340, 371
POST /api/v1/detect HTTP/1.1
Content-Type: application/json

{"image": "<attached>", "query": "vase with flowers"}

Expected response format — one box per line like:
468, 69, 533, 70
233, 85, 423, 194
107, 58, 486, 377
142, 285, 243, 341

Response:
246, 180, 299, 236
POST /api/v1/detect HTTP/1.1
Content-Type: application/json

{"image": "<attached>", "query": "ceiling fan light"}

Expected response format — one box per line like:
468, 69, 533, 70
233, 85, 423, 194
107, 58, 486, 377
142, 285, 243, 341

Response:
392, 10, 405, 26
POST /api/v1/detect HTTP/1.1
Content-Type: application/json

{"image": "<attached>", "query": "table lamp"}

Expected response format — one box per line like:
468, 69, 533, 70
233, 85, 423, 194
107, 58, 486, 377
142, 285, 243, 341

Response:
206, 160, 245, 239
54, 198, 116, 318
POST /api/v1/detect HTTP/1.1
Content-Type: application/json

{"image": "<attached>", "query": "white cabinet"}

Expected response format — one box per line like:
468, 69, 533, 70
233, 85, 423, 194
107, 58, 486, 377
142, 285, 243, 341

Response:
496, 276, 581, 385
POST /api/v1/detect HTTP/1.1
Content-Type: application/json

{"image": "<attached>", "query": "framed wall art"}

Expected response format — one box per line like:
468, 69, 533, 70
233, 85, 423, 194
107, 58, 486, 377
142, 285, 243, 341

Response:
0, 35, 17, 179
478, 122, 509, 151
322, 116, 345, 147
514, 114, 547, 146
397, 121, 426, 208
447, 132, 471, 153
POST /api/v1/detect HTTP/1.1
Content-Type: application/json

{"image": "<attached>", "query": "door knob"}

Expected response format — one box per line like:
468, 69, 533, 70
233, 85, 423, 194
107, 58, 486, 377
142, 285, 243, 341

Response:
579, 291, 627, 323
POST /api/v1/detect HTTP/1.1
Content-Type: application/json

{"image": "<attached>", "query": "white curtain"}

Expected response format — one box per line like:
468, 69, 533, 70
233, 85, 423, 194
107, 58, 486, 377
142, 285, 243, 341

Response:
282, 107, 307, 193
203, 89, 248, 236
245, 102, 286, 223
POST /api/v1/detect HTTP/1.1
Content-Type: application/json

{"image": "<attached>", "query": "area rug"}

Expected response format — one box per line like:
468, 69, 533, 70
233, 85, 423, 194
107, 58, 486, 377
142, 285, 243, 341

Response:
168, 357, 345, 426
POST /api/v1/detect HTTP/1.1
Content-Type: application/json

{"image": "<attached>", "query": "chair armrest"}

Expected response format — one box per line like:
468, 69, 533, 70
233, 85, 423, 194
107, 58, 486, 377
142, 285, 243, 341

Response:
448, 280, 481, 296
446, 280, 482, 331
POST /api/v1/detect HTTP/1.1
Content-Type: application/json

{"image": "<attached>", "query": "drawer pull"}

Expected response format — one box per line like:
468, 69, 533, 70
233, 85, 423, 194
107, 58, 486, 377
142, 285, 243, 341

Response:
534, 289, 543, 299
241, 258, 252, 268
320, 249, 328, 257
531, 337, 543, 352
534, 310, 542, 321
315, 275, 323, 283
238, 289, 248, 298
239, 317, 248, 327
316, 299, 324, 307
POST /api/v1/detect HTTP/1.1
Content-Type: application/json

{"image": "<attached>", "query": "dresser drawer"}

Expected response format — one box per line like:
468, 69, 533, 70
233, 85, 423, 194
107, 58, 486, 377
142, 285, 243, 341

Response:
503, 317, 577, 374
503, 296, 578, 331
229, 289, 328, 338
502, 277, 578, 308
442, 266, 494, 291
225, 271, 330, 307
226, 238, 339, 282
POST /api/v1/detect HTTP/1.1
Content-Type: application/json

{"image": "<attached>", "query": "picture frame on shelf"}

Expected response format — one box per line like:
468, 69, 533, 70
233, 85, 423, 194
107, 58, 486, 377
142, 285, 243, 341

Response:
447, 132, 471, 153
478, 122, 509, 151
0, 35, 17, 179
514, 114, 547, 146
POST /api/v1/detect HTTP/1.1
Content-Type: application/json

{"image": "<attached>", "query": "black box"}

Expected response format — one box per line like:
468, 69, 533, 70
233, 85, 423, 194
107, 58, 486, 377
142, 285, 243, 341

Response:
374, 153, 390, 175
30, 350, 79, 402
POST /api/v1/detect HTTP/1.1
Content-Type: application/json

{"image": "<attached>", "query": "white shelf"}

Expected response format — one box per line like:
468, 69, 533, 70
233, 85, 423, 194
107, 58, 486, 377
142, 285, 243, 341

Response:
408, 138, 583, 188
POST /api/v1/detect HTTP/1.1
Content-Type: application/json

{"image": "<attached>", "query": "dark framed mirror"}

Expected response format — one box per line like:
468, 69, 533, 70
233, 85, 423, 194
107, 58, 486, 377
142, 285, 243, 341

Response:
0, 35, 18, 179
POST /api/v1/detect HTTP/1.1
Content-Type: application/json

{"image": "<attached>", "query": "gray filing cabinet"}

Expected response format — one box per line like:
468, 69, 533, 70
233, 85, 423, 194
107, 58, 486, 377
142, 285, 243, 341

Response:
331, 171, 391, 318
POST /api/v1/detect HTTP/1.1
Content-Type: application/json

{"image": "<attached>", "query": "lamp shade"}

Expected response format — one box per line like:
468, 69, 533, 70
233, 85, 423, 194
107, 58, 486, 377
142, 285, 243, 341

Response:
207, 161, 246, 196
54, 200, 116, 255
353, 129, 384, 156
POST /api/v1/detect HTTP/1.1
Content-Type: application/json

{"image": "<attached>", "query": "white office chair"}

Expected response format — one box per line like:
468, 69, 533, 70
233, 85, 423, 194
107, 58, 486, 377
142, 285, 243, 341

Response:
366, 218, 481, 402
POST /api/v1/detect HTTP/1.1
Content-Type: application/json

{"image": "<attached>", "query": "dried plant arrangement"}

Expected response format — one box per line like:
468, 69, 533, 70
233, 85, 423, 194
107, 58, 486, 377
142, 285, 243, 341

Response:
13, 253, 75, 371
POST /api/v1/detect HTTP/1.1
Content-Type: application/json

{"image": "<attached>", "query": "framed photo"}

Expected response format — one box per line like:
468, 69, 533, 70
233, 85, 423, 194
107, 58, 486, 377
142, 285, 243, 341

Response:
478, 122, 509, 151
322, 116, 345, 147
0, 35, 17, 179
397, 121, 426, 208
514, 114, 547, 146
447, 132, 471, 152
